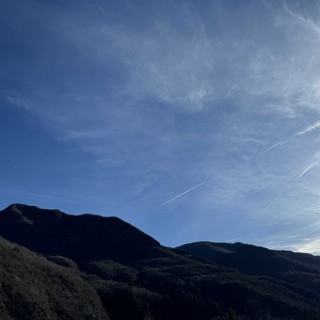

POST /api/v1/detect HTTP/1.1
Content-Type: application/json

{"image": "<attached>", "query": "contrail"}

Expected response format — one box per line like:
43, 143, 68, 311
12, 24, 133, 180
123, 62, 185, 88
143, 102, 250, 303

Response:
159, 182, 205, 208
295, 163, 317, 181
263, 119, 320, 153
296, 119, 320, 136
264, 140, 288, 152
262, 162, 318, 213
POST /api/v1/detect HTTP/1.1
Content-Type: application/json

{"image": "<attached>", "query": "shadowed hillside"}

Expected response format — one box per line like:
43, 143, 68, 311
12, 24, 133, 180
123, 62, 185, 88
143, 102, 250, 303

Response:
0, 204, 160, 264
0, 236, 107, 320
1, 204, 320, 319
178, 241, 320, 291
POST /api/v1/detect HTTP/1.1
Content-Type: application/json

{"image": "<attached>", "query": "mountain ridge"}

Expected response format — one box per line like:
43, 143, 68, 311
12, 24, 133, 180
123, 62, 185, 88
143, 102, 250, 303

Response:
1, 203, 320, 319
0, 203, 160, 264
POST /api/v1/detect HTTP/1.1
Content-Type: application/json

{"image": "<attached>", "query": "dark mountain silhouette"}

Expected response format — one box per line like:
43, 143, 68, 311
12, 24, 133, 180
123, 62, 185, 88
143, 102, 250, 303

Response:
178, 241, 320, 291
1, 204, 320, 319
0, 203, 160, 264
178, 241, 320, 273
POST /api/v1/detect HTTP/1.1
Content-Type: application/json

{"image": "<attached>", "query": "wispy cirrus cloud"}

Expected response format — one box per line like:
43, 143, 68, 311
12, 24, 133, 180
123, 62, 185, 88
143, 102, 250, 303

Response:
22, 0, 319, 120
5, 96, 30, 110
261, 215, 320, 255
4, 0, 320, 250
294, 238, 320, 255
264, 118, 320, 153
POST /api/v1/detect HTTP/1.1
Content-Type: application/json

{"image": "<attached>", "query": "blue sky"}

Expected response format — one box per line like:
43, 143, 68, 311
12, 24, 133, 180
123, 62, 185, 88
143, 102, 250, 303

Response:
2, 0, 320, 253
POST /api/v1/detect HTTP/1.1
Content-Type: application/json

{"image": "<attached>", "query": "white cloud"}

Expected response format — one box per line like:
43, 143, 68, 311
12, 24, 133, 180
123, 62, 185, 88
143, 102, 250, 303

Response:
293, 238, 320, 255
88, 1, 320, 118
5, 96, 30, 110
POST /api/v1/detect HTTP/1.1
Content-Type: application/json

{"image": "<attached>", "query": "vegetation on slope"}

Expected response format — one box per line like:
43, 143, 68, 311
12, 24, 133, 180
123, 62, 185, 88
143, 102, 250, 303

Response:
1, 204, 320, 319
0, 236, 107, 320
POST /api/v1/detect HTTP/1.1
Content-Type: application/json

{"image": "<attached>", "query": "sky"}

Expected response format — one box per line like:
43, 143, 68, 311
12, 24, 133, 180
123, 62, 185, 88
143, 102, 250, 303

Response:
2, 0, 320, 254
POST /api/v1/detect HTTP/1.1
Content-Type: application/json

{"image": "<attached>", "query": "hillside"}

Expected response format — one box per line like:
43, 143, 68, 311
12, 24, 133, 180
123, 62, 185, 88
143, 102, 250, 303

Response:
0, 204, 320, 319
0, 236, 107, 320
178, 241, 320, 292
0, 204, 160, 264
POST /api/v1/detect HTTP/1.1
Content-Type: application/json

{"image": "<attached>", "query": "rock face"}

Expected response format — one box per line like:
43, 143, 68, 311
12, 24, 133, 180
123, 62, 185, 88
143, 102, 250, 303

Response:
1, 203, 320, 320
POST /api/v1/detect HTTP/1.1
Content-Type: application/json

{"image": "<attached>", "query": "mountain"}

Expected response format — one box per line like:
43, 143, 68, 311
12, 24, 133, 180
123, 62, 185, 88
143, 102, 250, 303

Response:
0, 203, 160, 264
178, 241, 320, 292
0, 236, 107, 320
0, 204, 320, 319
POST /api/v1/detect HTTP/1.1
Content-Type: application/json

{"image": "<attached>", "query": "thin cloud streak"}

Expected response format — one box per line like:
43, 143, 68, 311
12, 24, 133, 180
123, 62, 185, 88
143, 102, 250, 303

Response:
264, 119, 320, 153
159, 182, 205, 208
261, 162, 318, 214
297, 119, 320, 135
295, 163, 317, 181
264, 140, 288, 152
